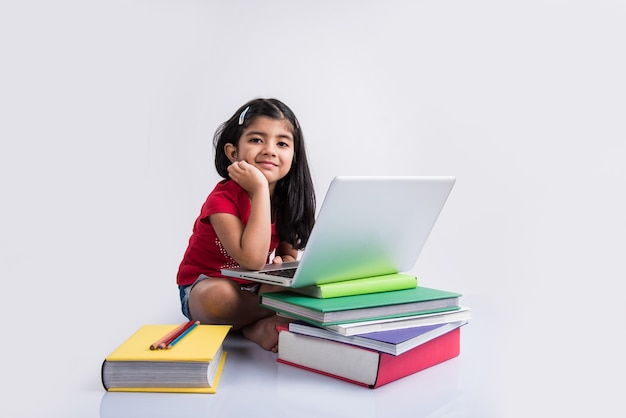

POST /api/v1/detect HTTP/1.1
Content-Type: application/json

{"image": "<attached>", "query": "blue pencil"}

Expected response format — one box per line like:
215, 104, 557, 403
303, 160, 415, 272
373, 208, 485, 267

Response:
166, 320, 200, 349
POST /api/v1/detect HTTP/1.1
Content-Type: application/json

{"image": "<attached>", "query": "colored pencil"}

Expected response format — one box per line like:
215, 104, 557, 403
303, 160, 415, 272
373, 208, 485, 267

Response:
149, 320, 195, 350
160, 320, 198, 348
167, 321, 200, 349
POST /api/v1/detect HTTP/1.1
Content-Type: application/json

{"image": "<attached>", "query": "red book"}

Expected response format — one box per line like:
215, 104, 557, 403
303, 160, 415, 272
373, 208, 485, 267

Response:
277, 326, 460, 388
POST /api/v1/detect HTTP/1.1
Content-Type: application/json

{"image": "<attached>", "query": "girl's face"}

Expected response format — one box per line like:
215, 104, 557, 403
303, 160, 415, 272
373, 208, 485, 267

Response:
228, 116, 295, 188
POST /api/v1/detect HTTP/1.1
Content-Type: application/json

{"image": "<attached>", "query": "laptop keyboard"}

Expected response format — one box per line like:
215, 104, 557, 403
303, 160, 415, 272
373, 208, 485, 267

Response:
259, 267, 297, 278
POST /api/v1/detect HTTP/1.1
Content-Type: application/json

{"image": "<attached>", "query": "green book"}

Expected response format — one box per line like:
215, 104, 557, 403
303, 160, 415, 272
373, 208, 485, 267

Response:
260, 286, 461, 327
291, 273, 418, 299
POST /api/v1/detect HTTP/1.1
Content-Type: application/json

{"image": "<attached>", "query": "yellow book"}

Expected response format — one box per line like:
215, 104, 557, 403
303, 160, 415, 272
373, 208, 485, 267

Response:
101, 324, 231, 394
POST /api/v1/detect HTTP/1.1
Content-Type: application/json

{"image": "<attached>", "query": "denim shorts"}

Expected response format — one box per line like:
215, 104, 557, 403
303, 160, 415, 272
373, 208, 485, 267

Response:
178, 274, 211, 320
179, 274, 261, 320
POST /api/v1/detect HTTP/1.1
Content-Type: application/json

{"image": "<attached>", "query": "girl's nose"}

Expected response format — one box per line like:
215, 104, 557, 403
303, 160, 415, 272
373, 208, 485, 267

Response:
262, 143, 277, 156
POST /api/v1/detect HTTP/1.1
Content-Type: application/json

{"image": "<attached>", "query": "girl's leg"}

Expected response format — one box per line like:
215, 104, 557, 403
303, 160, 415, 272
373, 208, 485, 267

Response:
239, 283, 292, 352
188, 278, 285, 351
188, 278, 273, 328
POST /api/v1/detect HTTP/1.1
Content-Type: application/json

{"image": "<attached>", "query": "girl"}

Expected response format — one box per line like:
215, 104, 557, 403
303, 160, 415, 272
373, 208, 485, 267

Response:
176, 98, 316, 352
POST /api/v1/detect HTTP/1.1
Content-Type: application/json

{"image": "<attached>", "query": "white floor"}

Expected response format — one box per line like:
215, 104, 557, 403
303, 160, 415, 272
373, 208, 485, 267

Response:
6, 289, 625, 418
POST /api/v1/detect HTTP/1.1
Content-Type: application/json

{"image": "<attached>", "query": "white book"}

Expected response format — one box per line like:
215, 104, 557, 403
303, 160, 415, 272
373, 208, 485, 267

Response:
289, 320, 468, 356
323, 306, 472, 336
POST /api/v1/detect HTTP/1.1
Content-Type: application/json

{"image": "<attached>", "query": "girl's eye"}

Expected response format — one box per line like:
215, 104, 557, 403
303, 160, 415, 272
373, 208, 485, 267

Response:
249, 138, 262, 143
278, 142, 289, 148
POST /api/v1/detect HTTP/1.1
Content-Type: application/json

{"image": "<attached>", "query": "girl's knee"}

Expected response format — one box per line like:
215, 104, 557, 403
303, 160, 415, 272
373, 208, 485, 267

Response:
189, 279, 241, 321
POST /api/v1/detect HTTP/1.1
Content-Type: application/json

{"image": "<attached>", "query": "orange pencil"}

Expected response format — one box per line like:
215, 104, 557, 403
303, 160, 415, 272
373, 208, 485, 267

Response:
149, 320, 195, 350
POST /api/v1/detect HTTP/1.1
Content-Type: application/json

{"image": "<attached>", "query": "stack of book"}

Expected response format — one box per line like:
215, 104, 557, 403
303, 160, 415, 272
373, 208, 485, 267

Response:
260, 275, 470, 388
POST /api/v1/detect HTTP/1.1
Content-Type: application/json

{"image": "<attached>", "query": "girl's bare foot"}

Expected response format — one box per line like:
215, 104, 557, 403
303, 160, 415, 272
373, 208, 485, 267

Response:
242, 315, 281, 352
242, 315, 295, 352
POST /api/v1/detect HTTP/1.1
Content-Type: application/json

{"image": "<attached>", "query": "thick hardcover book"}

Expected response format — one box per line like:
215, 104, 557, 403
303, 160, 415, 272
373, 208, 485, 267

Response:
291, 273, 417, 298
277, 327, 461, 388
289, 319, 467, 356
101, 324, 231, 393
261, 286, 461, 326
324, 306, 472, 336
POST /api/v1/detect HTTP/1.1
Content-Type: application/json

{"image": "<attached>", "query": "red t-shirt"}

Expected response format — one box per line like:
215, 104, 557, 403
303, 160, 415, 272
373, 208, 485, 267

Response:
176, 180, 279, 286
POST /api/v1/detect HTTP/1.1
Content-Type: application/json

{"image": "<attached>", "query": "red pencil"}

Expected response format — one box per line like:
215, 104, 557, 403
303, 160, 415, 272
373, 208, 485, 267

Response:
160, 320, 199, 348
166, 321, 200, 349
149, 320, 195, 350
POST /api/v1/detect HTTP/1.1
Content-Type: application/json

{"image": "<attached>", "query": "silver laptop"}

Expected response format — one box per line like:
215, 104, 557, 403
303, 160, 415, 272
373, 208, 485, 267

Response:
221, 176, 455, 288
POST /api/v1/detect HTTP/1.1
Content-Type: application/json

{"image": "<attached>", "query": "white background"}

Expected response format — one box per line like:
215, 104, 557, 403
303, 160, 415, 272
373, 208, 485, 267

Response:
1, 1, 625, 417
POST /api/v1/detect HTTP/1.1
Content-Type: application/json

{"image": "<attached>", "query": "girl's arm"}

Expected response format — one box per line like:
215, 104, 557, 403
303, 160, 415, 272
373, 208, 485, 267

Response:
210, 162, 273, 270
272, 241, 299, 264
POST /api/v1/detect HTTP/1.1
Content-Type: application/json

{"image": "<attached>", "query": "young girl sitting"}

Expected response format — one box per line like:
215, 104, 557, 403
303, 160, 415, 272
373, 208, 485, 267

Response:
176, 98, 316, 352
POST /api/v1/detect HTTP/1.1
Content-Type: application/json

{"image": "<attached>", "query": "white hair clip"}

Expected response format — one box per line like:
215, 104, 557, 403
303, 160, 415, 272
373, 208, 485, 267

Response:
238, 106, 250, 125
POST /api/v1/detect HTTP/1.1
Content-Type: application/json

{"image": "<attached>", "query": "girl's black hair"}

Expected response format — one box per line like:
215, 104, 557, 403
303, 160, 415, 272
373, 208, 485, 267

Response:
213, 98, 315, 250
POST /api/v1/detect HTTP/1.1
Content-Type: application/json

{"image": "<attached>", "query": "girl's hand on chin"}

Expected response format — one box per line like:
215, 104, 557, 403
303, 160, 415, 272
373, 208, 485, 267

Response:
228, 161, 268, 194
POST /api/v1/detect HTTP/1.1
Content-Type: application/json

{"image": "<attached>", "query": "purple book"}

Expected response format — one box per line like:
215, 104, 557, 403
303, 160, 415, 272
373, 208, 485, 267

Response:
288, 320, 468, 356
357, 324, 444, 344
